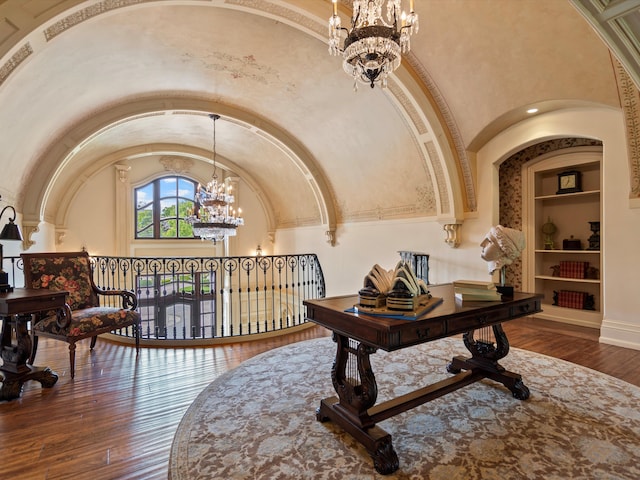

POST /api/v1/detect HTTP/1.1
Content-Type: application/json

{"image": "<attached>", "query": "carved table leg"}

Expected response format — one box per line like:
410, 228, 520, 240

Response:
0, 367, 59, 401
316, 333, 399, 475
0, 314, 58, 401
446, 324, 530, 400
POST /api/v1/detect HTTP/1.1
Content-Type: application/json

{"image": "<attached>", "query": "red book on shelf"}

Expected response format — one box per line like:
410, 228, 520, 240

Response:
557, 290, 587, 309
559, 261, 588, 279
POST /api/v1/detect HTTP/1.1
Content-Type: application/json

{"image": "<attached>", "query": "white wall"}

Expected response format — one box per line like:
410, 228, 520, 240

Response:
275, 217, 494, 298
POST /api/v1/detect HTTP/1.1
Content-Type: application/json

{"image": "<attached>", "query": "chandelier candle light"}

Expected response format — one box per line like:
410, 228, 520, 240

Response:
188, 114, 244, 243
329, 0, 419, 90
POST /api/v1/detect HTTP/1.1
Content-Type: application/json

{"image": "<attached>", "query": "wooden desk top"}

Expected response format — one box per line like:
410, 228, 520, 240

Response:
304, 284, 542, 351
0, 288, 68, 316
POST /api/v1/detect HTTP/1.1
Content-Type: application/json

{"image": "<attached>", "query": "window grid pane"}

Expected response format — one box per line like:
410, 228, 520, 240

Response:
134, 176, 197, 239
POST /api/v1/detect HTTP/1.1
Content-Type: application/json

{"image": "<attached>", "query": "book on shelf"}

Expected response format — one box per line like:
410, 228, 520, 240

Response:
452, 279, 496, 290
559, 260, 588, 279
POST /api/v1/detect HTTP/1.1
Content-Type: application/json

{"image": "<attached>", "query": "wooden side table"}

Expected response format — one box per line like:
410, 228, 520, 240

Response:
0, 288, 67, 401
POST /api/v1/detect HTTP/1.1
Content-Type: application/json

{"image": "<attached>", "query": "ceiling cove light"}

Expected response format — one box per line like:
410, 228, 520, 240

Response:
329, 0, 419, 90
187, 114, 244, 243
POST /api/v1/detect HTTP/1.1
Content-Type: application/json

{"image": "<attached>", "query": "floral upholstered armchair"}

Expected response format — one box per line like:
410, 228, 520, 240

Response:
21, 251, 141, 379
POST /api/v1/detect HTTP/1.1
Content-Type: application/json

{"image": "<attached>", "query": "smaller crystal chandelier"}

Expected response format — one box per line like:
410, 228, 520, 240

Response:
188, 114, 244, 243
329, 0, 418, 90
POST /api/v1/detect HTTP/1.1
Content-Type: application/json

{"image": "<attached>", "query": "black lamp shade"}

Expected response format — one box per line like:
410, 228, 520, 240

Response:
0, 219, 22, 241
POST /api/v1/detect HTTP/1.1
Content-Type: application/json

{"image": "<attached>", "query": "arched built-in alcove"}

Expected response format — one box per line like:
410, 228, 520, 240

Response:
498, 138, 603, 290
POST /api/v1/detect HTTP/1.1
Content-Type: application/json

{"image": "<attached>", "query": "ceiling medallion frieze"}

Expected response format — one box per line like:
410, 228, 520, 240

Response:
226, 0, 325, 37
339, 202, 434, 224
613, 59, 640, 198
44, 0, 152, 41
159, 156, 194, 174
277, 215, 322, 229
0, 43, 32, 87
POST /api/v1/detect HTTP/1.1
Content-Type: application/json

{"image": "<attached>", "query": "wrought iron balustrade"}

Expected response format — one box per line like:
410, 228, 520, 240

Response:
2, 253, 325, 343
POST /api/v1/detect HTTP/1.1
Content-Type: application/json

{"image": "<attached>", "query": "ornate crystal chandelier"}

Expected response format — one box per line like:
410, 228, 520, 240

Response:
188, 114, 244, 243
329, 0, 418, 90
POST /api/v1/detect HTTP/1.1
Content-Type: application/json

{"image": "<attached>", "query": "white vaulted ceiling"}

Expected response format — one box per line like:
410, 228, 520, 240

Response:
0, 0, 628, 235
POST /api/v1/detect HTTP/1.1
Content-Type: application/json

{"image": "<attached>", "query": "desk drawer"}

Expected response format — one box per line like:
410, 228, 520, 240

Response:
0, 293, 67, 316
446, 298, 541, 335
447, 309, 511, 334
25, 294, 67, 311
380, 320, 448, 348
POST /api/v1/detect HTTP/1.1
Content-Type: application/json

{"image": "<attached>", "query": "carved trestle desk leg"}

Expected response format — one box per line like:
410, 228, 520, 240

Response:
0, 314, 58, 401
446, 323, 530, 400
316, 333, 399, 475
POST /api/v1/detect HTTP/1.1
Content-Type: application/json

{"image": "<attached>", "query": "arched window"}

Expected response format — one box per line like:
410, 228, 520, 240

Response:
135, 176, 196, 239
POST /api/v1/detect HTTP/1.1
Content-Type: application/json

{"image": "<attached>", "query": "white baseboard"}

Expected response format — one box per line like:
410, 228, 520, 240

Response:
599, 318, 640, 351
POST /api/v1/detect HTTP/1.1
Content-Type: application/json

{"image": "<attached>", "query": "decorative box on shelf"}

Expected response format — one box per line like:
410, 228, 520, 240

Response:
562, 237, 582, 250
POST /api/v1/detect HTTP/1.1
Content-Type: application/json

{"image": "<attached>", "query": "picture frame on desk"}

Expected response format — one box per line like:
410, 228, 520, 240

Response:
556, 170, 582, 194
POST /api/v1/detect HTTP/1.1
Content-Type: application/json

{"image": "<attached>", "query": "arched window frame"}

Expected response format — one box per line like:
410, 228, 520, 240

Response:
134, 176, 196, 239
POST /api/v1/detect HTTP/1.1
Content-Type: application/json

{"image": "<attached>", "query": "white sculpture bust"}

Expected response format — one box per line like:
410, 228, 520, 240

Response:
480, 225, 526, 275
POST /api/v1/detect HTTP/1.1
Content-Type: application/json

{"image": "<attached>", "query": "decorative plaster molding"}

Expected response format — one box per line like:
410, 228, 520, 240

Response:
228, 0, 324, 37
339, 203, 431, 223
55, 229, 67, 246
325, 229, 336, 247
388, 80, 428, 136
43, 0, 151, 41
613, 59, 640, 198
108, 111, 164, 130
159, 156, 194, 174
278, 215, 322, 229
21, 222, 39, 250
0, 42, 32, 87
416, 182, 437, 214
115, 164, 131, 183
443, 223, 461, 248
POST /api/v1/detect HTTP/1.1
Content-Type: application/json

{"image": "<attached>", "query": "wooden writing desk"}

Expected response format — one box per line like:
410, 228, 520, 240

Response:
0, 288, 67, 401
304, 284, 542, 475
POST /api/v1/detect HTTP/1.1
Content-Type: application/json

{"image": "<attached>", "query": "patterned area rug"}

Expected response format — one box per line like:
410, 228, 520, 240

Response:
169, 336, 640, 479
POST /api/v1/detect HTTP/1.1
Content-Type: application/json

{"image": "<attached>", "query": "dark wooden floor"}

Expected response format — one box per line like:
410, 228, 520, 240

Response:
0, 317, 638, 479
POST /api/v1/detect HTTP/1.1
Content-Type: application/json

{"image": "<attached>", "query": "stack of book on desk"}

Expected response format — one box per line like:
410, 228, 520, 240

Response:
453, 280, 502, 301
